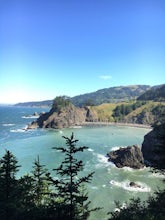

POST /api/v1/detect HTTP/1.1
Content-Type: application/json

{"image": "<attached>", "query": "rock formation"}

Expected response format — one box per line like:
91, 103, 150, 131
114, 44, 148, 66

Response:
27, 101, 98, 129
129, 182, 141, 188
107, 145, 144, 169
142, 123, 165, 169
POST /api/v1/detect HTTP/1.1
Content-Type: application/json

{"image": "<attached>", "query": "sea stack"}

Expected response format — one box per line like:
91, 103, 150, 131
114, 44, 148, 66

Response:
27, 96, 98, 129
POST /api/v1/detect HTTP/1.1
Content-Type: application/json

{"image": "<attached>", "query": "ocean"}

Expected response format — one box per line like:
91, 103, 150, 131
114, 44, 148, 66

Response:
0, 106, 164, 220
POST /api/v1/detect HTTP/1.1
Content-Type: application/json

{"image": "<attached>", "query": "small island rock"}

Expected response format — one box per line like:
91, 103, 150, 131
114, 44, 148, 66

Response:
107, 145, 144, 169
129, 182, 141, 188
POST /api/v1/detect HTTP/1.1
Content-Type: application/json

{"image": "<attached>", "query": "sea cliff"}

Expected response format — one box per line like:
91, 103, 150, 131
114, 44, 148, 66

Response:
142, 123, 165, 169
28, 99, 98, 129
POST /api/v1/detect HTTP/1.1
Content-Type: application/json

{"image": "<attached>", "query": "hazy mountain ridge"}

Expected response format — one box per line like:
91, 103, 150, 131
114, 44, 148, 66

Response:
15, 85, 151, 107
15, 100, 53, 107
71, 85, 151, 106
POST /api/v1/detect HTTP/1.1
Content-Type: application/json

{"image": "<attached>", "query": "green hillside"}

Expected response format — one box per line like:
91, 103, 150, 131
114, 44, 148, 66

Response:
138, 84, 165, 101
89, 101, 165, 125
72, 85, 150, 106
90, 103, 120, 122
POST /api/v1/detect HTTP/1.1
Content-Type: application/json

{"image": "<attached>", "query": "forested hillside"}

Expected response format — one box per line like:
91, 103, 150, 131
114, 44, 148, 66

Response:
138, 84, 165, 101
71, 85, 150, 106
89, 85, 165, 125
90, 101, 165, 125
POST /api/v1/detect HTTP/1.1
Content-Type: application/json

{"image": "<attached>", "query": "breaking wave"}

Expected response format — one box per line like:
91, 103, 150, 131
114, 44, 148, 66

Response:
110, 180, 151, 192
3, 123, 15, 126
87, 148, 94, 152
10, 129, 26, 133
22, 116, 39, 119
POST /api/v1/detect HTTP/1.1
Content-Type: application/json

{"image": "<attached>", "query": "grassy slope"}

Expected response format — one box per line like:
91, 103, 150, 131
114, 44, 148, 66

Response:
90, 101, 165, 123
90, 102, 123, 122
126, 101, 165, 117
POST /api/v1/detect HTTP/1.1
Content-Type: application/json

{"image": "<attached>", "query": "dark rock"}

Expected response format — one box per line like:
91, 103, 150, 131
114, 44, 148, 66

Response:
142, 123, 165, 169
27, 121, 38, 129
28, 103, 88, 129
38, 105, 86, 129
129, 182, 141, 188
33, 112, 39, 116
27, 99, 99, 129
107, 145, 144, 169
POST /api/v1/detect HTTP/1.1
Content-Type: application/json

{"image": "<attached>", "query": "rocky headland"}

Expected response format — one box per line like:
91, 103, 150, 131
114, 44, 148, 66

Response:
27, 97, 98, 129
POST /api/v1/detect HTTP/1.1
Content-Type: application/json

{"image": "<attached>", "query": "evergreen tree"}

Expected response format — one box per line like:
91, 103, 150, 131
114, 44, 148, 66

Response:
0, 150, 20, 220
31, 156, 50, 206
17, 174, 35, 218
17, 156, 53, 220
48, 133, 97, 220
52, 96, 71, 112
108, 189, 165, 220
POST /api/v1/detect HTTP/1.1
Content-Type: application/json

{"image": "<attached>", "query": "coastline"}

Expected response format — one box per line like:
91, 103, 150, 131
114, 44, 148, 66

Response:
79, 121, 152, 129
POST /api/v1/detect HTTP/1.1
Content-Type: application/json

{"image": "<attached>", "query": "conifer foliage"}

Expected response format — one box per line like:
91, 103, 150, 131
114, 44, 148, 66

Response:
49, 132, 96, 220
0, 150, 20, 220
0, 134, 98, 220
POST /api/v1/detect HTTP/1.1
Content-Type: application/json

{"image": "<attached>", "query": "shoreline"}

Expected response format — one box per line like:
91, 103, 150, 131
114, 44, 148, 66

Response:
79, 121, 152, 129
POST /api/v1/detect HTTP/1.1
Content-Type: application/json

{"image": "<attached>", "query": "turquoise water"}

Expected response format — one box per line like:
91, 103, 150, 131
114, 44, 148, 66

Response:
0, 106, 164, 220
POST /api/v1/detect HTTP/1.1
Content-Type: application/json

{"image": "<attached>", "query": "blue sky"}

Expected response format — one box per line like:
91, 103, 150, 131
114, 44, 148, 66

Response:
0, 0, 165, 103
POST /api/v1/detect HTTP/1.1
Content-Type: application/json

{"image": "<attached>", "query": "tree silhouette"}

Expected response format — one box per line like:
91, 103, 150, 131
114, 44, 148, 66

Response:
0, 150, 20, 220
31, 156, 50, 206
48, 133, 97, 220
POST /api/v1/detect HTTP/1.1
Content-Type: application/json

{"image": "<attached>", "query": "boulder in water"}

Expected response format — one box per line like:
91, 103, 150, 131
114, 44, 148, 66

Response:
129, 182, 141, 188
107, 145, 144, 169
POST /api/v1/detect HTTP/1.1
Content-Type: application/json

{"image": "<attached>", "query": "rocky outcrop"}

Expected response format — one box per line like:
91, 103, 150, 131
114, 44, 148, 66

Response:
107, 145, 144, 169
84, 107, 98, 122
27, 104, 98, 129
142, 123, 165, 169
129, 182, 141, 188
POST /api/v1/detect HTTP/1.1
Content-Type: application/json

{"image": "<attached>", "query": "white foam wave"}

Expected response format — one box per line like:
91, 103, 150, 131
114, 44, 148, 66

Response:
3, 123, 15, 126
95, 153, 110, 166
94, 153, 115, 168
121, 167, 134, 172
110, 180, 151, 192
122, 166, 146, 172
22, 116, 39, 119
149, 172, 165, 179
10, 128, 27, 133
88, 148, 94, 152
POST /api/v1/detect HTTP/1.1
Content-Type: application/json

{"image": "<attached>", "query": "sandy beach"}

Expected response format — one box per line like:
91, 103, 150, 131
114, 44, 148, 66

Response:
80, 121, 152, 129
